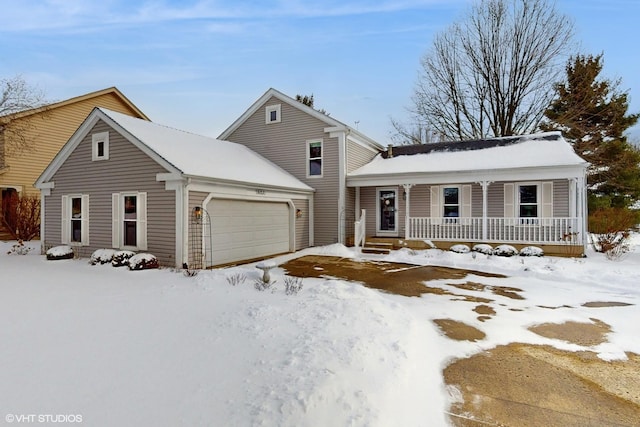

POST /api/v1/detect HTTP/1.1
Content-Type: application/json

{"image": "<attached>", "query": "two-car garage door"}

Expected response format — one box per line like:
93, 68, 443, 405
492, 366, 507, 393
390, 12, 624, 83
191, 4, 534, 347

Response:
206, 198, 291, 266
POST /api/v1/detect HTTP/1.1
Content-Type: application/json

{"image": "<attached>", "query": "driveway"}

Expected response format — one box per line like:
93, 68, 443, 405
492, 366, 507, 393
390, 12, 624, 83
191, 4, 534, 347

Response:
281, 255, 640, 427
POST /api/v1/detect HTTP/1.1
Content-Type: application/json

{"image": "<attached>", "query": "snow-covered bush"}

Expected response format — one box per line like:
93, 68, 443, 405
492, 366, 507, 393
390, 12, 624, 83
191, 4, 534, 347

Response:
449, 244, 470, 254
90, 249, 118, 265
519, 246, 544, 257
128, 253, 159, 271
6, 240, 33, 255
493, 245, 518, 257
472, 244, 493, 255
284, 276, 303, 295
111, 250, 136, 267
46, 245, 74, 260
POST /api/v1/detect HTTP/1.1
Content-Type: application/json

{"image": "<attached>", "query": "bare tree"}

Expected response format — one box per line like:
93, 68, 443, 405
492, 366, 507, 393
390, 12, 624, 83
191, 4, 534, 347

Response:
0, 75, 49, 156
403, 0, 573, 141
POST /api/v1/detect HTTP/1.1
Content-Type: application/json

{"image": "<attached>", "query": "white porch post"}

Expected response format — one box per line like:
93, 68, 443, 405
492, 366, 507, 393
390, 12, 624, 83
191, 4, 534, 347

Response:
478, 181, 491, 241
402, 184, 413, 239
577, 175, 588, 249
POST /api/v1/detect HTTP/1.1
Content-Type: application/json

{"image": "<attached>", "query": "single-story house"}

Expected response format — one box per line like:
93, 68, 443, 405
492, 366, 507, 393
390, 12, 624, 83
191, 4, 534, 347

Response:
35, 108, 314, 268
347, 132, 589, 254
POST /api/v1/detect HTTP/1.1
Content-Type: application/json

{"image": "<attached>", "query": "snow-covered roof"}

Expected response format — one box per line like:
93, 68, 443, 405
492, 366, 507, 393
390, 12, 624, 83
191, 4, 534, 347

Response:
348, 132, 586, 180
99, 108, 313, 192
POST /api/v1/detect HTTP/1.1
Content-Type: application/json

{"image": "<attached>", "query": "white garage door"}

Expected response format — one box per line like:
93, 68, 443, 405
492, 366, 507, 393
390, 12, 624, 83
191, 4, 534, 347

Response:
206, 199, 291, 266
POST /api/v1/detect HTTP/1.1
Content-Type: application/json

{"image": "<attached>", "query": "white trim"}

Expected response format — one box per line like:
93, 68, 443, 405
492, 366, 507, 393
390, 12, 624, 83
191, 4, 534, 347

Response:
61, 194, 89, 246
111, 191, 147, 251
306, 138, 323, 178
337, 132, 346, 244
91, 131, 109, 161
265, 104, 281, 124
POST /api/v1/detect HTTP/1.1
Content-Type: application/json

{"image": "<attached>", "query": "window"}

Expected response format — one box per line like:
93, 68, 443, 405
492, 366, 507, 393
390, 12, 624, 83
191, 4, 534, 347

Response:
92, 132, 109, 161
519, 184, 538, 218
307, 139, 322, 177
112, 192, 147, 250
61, 195, 89, 245
265, 104, 281, 124
443, 187, 460, 218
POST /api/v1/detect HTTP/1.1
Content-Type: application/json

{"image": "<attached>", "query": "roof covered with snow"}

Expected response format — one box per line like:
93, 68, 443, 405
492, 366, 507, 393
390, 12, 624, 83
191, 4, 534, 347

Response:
99, 108, 313, 192
349, 132, 586, 180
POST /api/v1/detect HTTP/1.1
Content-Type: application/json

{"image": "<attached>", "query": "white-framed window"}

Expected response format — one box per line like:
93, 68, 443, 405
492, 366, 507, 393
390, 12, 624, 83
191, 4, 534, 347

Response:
307, 139, 323, 177
442, 186, 460, 221
92, 131, 109, 161
265, 104, 281, 124
61, 194, 89, 245
430, 185, 471, 225
504, 182, 553, 225
112, 192, 147, 250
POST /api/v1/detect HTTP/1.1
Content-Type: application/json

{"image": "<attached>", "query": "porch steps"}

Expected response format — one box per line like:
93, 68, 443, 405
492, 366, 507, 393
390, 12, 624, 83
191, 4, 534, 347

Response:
361, 240, 392, 255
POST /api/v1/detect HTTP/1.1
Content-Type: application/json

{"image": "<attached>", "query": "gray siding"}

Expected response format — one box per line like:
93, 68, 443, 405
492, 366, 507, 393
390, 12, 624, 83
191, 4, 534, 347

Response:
293, 199, 310, 250
226, 96, 339, 246
44, 120, 177, 266
346, 139, 379, 173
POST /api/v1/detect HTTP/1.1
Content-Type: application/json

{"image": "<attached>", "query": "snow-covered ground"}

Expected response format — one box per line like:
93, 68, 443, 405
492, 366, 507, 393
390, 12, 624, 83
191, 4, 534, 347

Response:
1, 238, 639, 426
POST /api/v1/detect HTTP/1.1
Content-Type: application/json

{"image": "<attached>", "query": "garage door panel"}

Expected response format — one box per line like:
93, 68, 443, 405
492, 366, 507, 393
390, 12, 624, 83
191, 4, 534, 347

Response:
206, 199, 291, 266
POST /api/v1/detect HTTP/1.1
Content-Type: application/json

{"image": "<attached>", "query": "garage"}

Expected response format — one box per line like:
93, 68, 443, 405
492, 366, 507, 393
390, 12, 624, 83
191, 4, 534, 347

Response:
206, 198, 292, 266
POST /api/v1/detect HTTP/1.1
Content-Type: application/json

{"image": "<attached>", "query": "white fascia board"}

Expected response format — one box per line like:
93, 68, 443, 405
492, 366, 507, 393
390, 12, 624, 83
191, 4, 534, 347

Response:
347, 165, 588, 187
187, 179, 314, 201
185, 175, 314, 196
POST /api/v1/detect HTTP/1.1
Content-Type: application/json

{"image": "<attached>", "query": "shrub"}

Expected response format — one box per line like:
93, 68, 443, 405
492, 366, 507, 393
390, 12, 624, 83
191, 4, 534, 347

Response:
254, 277, 276, 291
589, 207, 638, 259
90, 249, 117, 265
519, 246, 544, 257
472, 244, 493, 255
284, 276, 304, 295
1, 193, 40, 241
493, 245, 518, 257
449, 244, 470, 254
128, 253, 159, 271
226, 273, 247, 286
111, 250, 136, 267
46, 245, 74, 260
6, 240, 33, 255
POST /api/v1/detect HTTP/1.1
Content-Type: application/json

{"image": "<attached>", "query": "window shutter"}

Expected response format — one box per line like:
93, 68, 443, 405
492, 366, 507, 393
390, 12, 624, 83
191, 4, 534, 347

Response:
541, 181, 553, 221
61, 196, 70, 244
504, 184, 514, 217
112, 193, 120, 248
430, 186, 441, 225
137, 192, 147, 250
461, 185, 472, 223
81, 194, 90, 245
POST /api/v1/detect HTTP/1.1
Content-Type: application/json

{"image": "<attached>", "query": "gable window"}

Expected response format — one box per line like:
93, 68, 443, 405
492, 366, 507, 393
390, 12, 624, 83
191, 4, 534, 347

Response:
265, 104, 281, 124
112, 192, 147, 250
307, 139, 323, 177
61, 194, 89, 245
92, 132, 109, 161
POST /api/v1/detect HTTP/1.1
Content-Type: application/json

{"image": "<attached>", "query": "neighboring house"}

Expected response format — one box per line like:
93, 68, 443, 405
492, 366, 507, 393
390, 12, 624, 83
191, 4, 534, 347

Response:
218, 88, 385, 246
1, 87, 147, 235
347, 132, 589, 254
35, 108, 314, 268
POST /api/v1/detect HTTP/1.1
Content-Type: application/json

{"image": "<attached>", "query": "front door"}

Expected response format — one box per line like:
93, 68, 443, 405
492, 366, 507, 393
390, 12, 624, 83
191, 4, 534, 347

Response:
377, 188, 398, 236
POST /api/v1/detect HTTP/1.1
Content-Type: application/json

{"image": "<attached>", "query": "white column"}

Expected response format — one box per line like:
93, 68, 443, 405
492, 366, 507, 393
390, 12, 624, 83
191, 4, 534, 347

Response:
478, 181, 491, 241
402, 184, 413, 239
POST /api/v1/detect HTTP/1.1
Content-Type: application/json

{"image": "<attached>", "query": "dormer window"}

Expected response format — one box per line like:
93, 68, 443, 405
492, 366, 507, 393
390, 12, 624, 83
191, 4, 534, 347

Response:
92, 131, 109, 161
265, 104, 281, 124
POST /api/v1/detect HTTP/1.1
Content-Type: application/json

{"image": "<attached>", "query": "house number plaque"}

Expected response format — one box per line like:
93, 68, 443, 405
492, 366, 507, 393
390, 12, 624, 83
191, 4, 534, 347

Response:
255, 189, 266, 195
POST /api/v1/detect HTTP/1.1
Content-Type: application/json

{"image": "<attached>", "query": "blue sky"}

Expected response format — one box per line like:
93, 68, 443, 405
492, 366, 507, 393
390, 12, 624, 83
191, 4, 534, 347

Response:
1, 0, 639, 143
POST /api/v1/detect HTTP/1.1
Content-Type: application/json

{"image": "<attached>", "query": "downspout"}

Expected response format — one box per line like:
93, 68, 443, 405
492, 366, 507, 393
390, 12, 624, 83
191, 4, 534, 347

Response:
337, 131, 347, 244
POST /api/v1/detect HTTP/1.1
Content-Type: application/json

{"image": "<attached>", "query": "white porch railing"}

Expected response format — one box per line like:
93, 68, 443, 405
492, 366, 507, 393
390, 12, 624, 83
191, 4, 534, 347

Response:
407, 217, 580, 245
354, 209, 366, 248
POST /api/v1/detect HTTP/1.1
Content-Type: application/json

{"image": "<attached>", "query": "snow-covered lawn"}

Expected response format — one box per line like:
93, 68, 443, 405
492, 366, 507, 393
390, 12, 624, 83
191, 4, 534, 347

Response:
1, 239, 639, 426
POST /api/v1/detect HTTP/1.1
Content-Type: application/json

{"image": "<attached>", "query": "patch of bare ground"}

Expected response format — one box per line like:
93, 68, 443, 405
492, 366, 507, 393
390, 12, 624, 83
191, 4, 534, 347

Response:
433, 319, 486, 342
528, 318, 611, 346
582, 301, 634, 308
281, 255, 504, 297
446, 282, 525, 300
445, 344, 640, 427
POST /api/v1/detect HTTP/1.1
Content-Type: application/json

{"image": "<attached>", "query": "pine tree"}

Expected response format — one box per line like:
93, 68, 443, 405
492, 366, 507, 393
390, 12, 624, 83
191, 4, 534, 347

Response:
541, 54, 640, 209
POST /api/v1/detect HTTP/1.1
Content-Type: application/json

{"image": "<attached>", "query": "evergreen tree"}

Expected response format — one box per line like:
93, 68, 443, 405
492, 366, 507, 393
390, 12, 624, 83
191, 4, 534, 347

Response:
541, 54, 640, 209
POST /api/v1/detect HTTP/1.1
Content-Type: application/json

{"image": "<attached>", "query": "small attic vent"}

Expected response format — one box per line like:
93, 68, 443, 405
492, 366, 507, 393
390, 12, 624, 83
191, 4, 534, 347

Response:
265, 104, 281, 124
